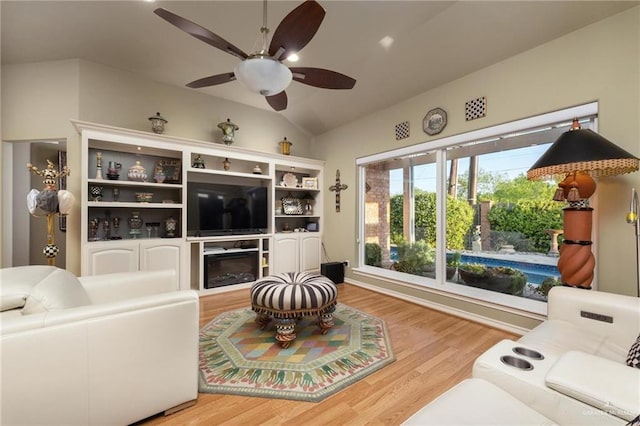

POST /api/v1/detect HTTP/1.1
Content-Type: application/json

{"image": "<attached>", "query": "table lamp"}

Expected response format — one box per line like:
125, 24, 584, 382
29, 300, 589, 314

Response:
527, 119, 639, 289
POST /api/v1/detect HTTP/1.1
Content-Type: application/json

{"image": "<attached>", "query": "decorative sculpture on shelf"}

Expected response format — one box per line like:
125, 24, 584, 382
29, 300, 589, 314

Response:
218, 118, 239, 145
192, 154, 206, 169
95, 151, 103, 180
329, 169, 348, 213
26, 160, 75, 266
279, 137, 292, 155
148, 112, 168, 134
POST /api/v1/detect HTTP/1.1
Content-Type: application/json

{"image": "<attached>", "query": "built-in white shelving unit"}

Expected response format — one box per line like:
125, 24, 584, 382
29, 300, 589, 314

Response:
74, 121, 324, 295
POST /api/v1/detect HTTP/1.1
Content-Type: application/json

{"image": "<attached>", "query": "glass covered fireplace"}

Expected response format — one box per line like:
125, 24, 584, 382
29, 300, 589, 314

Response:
203, 249, 259, 289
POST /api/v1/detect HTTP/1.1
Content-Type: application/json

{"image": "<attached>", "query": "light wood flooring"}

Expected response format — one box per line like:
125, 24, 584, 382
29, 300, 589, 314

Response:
142, 284, 516, 425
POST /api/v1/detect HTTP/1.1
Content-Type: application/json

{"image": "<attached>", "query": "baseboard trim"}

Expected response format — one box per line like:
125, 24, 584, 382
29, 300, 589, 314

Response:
344, 277, 530, 336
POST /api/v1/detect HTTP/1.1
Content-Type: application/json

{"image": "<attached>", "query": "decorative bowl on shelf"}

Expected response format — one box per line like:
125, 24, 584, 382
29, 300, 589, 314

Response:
135, 192, 153, 203
106, 173, 119, 180
128, 161, 147, 182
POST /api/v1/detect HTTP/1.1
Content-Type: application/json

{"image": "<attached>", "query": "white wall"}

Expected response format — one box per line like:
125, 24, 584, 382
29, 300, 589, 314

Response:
313, 7, 640, 320
77, 60, 313, 157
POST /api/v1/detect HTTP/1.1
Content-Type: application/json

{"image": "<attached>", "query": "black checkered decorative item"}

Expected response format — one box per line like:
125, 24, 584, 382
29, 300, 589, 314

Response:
395, 121, 410, 141
465, 96, 486, 121
627, 334, 640, 368
43, 243, 59, 259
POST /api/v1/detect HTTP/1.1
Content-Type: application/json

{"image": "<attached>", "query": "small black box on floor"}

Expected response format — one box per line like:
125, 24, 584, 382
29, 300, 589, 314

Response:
321, 262, 344, 284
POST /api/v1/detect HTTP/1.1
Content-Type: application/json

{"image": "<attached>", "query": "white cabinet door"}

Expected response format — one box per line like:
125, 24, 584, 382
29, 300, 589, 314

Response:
140, 241, 182, 289
86, 243, 139, 275
273, 235, 299, 274
299, 234, 321, 272
273, 233, 321, 274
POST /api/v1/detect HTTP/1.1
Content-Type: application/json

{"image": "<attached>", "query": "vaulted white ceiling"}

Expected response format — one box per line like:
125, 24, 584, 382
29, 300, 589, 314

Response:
2, 1, 637, 136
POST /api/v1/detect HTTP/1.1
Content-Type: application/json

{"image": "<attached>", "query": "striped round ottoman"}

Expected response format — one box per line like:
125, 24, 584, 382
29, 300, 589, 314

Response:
250, 272, 338, 348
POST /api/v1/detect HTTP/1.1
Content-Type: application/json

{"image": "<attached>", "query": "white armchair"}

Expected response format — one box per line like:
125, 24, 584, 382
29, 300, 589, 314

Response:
0, 265, 199, 426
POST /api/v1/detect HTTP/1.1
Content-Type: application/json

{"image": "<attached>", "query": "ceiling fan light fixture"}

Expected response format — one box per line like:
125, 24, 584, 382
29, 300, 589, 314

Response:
234, 55, 292, 96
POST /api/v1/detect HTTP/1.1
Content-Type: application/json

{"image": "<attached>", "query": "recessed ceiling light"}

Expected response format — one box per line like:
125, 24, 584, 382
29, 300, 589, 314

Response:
287, 53, 299, 62
379, 36, 394, 50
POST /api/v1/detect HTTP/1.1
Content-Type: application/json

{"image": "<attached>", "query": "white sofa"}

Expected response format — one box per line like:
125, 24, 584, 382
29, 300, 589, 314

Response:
405, 286, 640, 425
0, 265, 200, 426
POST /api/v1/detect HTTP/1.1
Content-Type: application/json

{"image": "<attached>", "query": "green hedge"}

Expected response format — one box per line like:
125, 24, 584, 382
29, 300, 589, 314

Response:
390, 191, 474, 250
488, 200, 563, 253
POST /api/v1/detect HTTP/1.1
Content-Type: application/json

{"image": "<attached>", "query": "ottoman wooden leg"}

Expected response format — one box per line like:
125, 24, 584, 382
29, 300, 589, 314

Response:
275, 318, 297, 348
255, 313, 271, 330
318, 306, 335, 335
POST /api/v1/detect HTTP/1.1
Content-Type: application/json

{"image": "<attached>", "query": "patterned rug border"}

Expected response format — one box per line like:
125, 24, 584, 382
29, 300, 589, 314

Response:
198, 303, 395, 402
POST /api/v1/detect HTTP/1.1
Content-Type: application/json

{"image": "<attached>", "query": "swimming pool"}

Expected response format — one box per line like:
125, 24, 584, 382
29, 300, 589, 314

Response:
459, 254, 559, 285
389, 246, 559, 286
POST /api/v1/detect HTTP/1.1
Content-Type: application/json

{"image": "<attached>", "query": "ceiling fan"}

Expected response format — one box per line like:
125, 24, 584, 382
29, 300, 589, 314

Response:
154, 0, 356, 112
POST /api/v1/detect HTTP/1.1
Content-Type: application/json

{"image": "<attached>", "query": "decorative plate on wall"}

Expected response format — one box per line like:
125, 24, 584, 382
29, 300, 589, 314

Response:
423, 108, 447, 136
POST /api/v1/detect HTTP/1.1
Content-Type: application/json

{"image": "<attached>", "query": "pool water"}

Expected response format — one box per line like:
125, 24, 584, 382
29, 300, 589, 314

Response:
460, 254, 559, 285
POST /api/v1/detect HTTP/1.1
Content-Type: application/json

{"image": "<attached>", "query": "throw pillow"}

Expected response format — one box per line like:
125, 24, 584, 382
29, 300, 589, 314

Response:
22, 268, 91, 315
0, 265, 59, 311
627, 334, 640, 369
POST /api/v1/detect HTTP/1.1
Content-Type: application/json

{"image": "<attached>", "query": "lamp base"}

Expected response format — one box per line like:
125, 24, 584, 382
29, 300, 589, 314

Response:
557, 208, 595, 289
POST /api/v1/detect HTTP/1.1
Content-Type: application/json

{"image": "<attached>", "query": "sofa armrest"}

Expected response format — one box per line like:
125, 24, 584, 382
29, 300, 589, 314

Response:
79, 269, 178, 304
1, 290, 199, 335
545, 350, 640, 421
43, 290, 199, 328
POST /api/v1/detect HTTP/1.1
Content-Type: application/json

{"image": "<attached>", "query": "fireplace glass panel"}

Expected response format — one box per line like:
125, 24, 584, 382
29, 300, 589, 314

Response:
204, 251, 259, 289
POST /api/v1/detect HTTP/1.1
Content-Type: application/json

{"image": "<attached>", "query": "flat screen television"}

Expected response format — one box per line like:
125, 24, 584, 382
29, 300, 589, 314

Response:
187, 181, 268, 236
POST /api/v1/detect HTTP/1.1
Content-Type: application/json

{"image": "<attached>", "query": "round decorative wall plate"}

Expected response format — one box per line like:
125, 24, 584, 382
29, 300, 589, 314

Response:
423, 107, 447, 136
282, 172, 298, 187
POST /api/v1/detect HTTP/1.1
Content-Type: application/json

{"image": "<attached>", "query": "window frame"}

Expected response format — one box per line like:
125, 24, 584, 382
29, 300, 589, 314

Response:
355, 102, 599, 317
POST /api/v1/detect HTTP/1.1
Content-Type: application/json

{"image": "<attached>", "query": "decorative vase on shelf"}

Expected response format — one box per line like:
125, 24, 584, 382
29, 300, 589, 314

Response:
218, 118, 239, 145
128, 161, 147, 182
148, 112, 167, 134
154, 169, 166, 183
95, 152, 103, 180
128, 211, 144, 238
279, 137, 292, 155
88, 218, 100, 241
111, 216, 122, 240
89, 185, 103, 202
192, 155, 205, 169
164, 216, 177, 238
107, 161, 121, 180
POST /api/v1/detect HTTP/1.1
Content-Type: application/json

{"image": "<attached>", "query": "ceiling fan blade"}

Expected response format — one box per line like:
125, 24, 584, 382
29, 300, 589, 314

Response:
290, 67, 356, 89
154, 8, 248, 60
186, 72, 236, 88
268, 1, 325, 60
266, 91, 288, 111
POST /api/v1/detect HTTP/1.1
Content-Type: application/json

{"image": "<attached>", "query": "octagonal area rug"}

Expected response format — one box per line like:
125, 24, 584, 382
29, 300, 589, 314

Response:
198, 303, 395, 402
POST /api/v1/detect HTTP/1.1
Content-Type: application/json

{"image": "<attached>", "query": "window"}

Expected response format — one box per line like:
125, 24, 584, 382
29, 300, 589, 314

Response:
356, 103, 598, 314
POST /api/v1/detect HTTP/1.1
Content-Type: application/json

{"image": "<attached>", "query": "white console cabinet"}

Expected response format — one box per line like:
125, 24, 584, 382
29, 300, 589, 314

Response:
273, 233, 321, 274
85, 240, 183, 289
